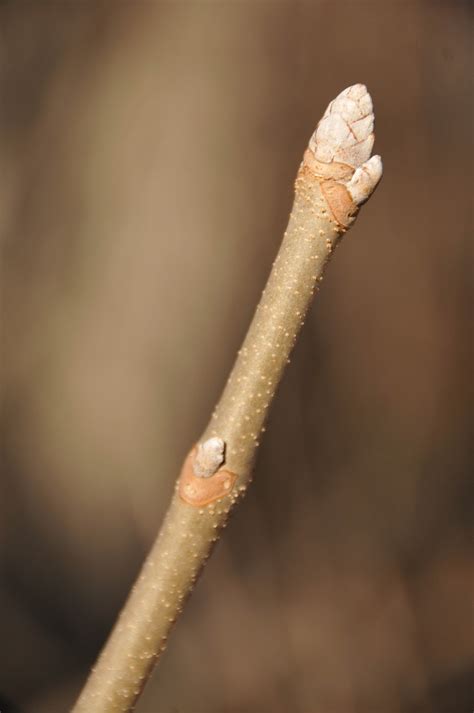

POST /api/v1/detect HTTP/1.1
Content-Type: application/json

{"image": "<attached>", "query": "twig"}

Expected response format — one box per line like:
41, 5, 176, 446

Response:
72, 84, 383, 713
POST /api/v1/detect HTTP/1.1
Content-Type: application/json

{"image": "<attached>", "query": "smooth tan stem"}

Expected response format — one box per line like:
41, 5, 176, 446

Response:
73, 84, 382, 713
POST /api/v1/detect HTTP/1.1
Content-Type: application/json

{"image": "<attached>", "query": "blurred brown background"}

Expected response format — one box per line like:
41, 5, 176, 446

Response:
1, 2, 472, 712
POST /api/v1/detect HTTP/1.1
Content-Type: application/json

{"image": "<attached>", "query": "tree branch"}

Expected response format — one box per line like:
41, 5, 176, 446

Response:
72, 83, 383, 713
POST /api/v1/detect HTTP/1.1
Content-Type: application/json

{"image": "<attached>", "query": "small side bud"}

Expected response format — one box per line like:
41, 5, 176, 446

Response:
193, 437, 225, 478
179, 445, 236, 506
346, 155, 383, 205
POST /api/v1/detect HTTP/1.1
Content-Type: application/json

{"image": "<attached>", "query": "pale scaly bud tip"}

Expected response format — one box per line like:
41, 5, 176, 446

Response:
308, 84, 383, 205
193, 437, 226, 478
309, 83, 374, 167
